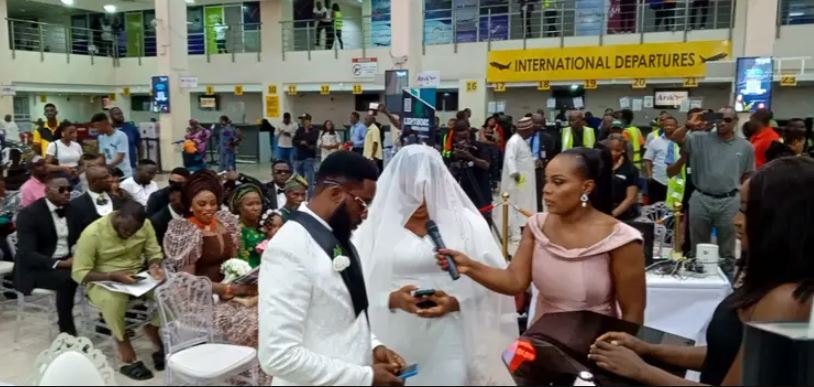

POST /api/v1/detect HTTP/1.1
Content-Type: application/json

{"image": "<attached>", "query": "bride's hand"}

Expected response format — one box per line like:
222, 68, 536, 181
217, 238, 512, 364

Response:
416, 290, 459, 318
388, 285, 420, 314
435, 248, 476, 276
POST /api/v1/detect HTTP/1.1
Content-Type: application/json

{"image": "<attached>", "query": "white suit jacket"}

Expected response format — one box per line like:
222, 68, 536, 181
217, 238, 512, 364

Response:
259, 208, 381, 386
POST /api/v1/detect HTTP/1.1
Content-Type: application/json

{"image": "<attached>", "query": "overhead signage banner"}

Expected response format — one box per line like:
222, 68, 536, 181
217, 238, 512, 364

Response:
401, 90, 437, 146
486, 40, 731, 82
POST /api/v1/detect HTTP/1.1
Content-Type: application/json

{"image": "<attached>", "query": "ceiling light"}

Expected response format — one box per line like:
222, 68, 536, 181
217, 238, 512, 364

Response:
570, 84, 579, 90
185, 0, 195, 4
60, 0, 74, 5
103, 4, 117, 13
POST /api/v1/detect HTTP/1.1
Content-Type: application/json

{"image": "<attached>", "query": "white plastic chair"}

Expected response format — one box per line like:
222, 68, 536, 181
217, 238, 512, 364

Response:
33, 333, 115, 386
155, 272, 258, 386
5, 232, 58, 344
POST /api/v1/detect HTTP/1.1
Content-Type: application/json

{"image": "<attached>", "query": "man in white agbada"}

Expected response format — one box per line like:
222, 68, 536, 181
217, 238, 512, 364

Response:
259, 151, 406, 386
354, 145, 517, 385
497, 117, 537, 242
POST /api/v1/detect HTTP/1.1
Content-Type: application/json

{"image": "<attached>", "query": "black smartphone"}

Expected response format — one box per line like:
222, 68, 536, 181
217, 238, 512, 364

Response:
412, 289, 436, 298
702, 112, 723, 124
130, 275, 146, 283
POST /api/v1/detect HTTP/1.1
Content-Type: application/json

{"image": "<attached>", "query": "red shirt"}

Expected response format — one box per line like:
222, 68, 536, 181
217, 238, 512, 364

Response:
750, 127, 780, 168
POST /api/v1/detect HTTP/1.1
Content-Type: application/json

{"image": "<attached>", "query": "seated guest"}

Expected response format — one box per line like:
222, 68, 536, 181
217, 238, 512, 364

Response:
19, 156, 48, 208
75, 153, 106, 196
15, 176, 79, 335
70, 166, 126, 234
0, 179, 20, 261
227, 183, 265, 268
438, 148, 646, 324
108, 167, 131, 201
264, 160, 292, 210
163, 170, 268, 383
605, 134, 640, 221
146, 167, 189, 217
588, 157, 814, 385
148, 183, 184, 246
120, 159, 159, 206
280, 174, 308, 222
71, 201, 165, 381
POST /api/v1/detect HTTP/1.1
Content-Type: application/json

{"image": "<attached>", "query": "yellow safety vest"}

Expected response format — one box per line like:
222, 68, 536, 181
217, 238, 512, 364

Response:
625, 126, 644, 170
334, 11, 343, 29
561, 126, 596, 150
666, 141, 686, 209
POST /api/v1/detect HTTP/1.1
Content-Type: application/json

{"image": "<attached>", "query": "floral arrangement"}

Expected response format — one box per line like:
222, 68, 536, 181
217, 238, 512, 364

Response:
220, 258, 252, 284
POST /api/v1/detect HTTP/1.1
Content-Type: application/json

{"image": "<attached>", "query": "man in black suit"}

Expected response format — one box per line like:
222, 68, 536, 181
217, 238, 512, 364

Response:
145, 167, 189, 217
531, 113, 560, 212
149, 183, 184, 247
70, 166, 126, 234
15, 175, 79, 335
264, 160, 293, 209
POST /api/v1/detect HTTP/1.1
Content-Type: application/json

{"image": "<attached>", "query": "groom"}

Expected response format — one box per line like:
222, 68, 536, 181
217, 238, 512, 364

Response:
259, 151, 406, 386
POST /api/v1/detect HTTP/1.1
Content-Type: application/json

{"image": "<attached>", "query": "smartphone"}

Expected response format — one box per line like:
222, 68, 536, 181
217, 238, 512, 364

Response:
702, 111, 723, 124
411, 289, 436, 298
130, 275, 146, 283
368, 102, 380, 111
398, 364, 418, 379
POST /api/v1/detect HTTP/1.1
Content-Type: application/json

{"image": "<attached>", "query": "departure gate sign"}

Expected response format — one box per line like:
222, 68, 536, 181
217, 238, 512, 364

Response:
486, 40, 731, 82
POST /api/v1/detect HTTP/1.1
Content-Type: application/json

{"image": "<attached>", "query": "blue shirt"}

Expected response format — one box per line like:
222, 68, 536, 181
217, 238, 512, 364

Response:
117, 122, 141, 170
99, 129, 132, 178
350, 122, 367, 148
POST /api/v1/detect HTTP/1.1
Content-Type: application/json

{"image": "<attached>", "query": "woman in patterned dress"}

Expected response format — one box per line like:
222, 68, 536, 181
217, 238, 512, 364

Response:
227, 183, 265, 268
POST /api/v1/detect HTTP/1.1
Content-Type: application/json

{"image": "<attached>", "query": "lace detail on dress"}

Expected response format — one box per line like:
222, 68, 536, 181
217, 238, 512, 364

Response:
216, 211, 242, 253
164, 211, 242, 271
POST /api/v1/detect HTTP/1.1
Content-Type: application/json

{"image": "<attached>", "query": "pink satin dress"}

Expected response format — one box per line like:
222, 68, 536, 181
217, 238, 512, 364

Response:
527, 213, 642, 323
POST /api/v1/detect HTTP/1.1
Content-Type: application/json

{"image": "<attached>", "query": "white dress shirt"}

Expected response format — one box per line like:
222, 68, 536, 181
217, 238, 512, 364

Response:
120, 177, 159, 206
87, 190, 113, 217
45, 199, 70, 264
168, 205, 183, 220
259, 204, 382, 386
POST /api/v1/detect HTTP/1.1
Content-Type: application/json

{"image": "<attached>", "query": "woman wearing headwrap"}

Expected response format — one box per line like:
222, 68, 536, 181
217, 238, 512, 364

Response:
163, 170, 270, 382
227, 182, 265, 268
279, 174, 308, 222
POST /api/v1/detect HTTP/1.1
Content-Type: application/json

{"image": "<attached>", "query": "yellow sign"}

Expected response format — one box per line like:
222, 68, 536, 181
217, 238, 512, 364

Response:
683, 77, 699, 88
781, 75, 798, 87
122, 87, 130, 97
39, 95, 47, 103
268, 85, 277, 95
205, 86, 215, 95
320, 84, 331, 95
234, 85, 244, 96
109, 93, 116, 102
266, 95, 280, 118
352, 84, 363, 95
465, 80, 478, 92
486, 40, 731, 82
494, 83, 507, 92
584, 80, 598, 90
287, 85, 297, 96
632, 78, 647, 89
537, 81, 551, 91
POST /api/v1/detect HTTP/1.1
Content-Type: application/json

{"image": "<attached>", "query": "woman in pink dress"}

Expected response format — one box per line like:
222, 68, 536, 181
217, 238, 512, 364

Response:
439, 147, 646, 324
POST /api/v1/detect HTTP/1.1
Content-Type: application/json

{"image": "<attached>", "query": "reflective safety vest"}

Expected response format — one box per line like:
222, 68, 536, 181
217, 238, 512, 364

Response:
561, 126, 596, 150
334, 11, 343, 30
624, 126, 644, 170
666, 141, 686, 209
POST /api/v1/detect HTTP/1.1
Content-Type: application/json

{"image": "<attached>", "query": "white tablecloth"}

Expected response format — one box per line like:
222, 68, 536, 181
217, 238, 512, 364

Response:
528, 268, 732, 345
645, 268, 732, 345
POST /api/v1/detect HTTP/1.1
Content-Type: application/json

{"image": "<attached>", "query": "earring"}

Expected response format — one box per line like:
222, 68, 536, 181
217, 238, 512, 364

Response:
580, 193, 589, 208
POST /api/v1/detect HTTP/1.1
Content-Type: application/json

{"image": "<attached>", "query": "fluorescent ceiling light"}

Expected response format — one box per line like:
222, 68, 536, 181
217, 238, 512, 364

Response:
185, 0, 195, 4
570, 84, 579, 90
60, 0, 74, 5
103, 4, 117, 13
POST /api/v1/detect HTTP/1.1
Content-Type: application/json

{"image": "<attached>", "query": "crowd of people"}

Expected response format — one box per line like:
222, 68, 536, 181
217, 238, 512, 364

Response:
0, 99, 812, 386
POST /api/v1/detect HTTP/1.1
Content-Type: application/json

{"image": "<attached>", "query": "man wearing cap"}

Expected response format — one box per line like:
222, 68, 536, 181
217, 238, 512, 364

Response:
499, 117, 536, 242
293, 113, 319, 197
20, 156, 49, 208
561, 110, 596, 150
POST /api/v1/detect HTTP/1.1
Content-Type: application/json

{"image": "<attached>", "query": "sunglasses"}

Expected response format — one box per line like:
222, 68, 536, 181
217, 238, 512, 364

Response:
56, 186, 70, 194
723, 117, 735, 123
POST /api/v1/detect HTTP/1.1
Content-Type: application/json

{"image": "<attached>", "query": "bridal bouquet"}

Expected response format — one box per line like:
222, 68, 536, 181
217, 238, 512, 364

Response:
221, 258, 252, 284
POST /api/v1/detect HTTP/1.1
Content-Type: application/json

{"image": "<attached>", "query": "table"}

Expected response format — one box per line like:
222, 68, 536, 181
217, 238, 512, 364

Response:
645, 267, 732, 345
528, 268, 731, 345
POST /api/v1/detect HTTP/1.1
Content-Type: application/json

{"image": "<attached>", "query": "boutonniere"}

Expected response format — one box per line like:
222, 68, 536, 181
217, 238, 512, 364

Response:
332, 246, 351, 272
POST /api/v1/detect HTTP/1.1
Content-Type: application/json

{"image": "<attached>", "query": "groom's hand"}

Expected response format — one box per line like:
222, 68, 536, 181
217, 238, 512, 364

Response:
373, 345, 406, 369
372, 364, 404, 386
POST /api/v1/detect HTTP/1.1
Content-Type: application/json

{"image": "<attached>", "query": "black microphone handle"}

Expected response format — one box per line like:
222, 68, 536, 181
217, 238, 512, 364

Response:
427, 222, 461, 281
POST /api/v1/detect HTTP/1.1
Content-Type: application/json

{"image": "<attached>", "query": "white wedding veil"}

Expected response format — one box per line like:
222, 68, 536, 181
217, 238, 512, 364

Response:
354, 145, 517, 385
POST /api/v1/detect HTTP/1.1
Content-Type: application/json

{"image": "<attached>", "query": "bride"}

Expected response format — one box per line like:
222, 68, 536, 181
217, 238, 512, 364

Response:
354, 145, 516, 386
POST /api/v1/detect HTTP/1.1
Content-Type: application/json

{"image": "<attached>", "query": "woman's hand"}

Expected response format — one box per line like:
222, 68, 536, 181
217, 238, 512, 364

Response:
595, 332, 653, 357
435, 248, 477, 276
388, 285, 420, 314
232, 284, 258, 298
589, 340, 651, 381
416, 290, 459, 318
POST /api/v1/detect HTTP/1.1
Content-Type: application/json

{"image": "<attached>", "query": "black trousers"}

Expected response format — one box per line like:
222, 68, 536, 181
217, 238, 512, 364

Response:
30, 267, 78, 335
535, 167, 545, 212
648, 179, 668, 204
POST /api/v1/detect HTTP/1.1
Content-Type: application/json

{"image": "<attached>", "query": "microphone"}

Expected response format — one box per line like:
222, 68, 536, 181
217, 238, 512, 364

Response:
426, 220, 460, 281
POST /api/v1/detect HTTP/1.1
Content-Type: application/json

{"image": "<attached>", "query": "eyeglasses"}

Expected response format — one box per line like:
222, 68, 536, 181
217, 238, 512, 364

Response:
56, 186, 70, 194
323, 179, 372, 210
723, 117, 735, 123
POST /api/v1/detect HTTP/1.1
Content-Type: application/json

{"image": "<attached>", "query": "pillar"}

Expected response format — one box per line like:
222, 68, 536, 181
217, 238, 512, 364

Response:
154, 0, 190, 171
458, 79, 487, 127
261, 0, 293, 127
390, 0, 424, 87
0, 0, 14, 116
